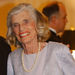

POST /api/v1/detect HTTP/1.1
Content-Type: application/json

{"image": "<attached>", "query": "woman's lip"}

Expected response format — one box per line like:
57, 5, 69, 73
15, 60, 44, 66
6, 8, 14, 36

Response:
19, 32, 30, 38
20, 34, 29, 38
19, 31, 29, 35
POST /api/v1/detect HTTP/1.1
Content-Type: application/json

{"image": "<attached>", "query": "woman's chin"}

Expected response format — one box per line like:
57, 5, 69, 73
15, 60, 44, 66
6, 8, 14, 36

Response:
20, 38, 31, 44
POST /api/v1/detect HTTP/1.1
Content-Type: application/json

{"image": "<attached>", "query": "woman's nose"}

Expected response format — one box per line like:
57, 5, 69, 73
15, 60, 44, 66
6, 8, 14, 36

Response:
19, 24, 24, 31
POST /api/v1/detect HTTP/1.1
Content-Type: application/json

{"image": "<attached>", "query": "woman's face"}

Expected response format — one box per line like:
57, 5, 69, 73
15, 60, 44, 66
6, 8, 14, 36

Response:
11, 10, 37, 44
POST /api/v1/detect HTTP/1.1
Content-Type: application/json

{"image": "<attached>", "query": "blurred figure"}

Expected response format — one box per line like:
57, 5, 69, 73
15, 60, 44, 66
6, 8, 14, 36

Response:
0, 36, 11, 75
42, 2, 67, 43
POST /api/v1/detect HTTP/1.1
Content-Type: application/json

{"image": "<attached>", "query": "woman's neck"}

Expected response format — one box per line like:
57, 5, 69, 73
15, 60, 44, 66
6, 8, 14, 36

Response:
22, 38, 39, 54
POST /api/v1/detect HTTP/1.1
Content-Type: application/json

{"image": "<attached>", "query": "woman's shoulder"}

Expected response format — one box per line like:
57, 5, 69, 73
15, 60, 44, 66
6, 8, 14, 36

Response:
47, 42, 75, 74
47, 41, 70, 54
48, 41, 66, 47
46, 41, 72, 63
9, 48, 22, 58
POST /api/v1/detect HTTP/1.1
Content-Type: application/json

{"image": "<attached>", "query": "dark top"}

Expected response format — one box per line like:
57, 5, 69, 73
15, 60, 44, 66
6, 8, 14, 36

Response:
62, 30, 75, 50
0, 36, 11, 75
46, 30, 63, 43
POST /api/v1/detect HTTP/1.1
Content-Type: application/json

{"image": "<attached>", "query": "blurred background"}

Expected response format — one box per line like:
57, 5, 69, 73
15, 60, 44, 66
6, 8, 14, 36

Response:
0, 0, 75, 57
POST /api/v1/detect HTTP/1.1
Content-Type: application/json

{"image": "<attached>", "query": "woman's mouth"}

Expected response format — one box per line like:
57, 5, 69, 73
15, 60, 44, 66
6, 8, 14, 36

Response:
19, 32, 30, 38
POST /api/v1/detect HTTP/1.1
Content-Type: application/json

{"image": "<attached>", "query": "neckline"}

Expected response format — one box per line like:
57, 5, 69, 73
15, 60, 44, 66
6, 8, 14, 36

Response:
49, 28, 56, 34
22, 42, 48, 55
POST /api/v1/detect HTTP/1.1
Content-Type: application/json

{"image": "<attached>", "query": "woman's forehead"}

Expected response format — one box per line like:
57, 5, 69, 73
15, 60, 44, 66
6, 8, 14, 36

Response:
11, 10, 33, 22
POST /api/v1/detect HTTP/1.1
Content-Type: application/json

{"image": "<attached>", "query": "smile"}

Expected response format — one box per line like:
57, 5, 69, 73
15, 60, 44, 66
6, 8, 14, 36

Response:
19, 32, 30, 38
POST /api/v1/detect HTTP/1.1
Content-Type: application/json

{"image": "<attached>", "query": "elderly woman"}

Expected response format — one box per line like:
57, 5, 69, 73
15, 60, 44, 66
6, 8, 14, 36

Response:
7, 3, 75, 75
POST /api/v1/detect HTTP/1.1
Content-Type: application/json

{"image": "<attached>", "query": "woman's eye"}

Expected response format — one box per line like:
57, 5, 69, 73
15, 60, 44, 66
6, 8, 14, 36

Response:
12, 23, 19, 28
24, 19, 29, 24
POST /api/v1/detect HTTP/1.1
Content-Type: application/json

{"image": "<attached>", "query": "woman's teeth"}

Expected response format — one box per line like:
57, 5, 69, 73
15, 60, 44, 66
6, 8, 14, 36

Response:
20, 33, 29, 38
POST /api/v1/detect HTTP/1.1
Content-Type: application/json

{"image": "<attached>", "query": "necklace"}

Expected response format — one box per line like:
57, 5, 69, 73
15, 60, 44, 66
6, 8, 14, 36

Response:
22, 42, 40, 72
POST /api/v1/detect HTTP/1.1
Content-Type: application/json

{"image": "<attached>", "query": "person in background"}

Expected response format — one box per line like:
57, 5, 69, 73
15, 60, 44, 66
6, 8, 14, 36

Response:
0, 36, 11, 75
7, 3, 75, 75
42, 2, 67, 43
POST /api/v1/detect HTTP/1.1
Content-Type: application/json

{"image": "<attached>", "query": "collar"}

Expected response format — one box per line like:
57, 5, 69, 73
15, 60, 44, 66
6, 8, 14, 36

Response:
49, 28, 56, 34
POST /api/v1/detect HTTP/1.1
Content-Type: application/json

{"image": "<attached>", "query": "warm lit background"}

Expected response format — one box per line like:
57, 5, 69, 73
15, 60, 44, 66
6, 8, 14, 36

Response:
0, 0, 75, 51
